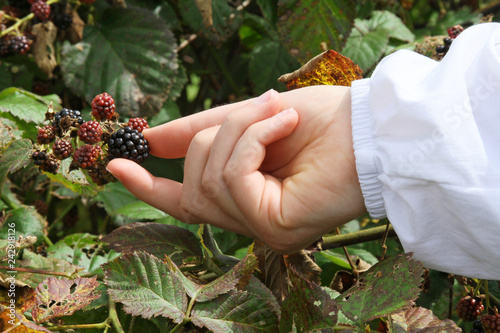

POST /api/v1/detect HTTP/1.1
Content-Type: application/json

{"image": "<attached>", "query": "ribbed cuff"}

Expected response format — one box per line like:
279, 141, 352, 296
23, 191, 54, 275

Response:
351, 79, 387, 219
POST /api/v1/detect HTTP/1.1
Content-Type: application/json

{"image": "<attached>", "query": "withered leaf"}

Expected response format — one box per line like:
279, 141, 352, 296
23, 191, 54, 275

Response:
32, 276, 100, 323
389, 307, 461, 332
0, 306, 51, 333
32, 22, 58, 79
278, 49, 363, 90
194, 0, 213, 27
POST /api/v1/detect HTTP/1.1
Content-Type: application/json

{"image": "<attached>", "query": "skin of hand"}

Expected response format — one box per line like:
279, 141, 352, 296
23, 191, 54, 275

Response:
106, 85, 367, 253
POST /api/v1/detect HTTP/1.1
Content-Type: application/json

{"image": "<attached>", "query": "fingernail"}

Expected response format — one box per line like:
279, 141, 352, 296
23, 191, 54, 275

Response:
276, 107, 296, 117
253, 89, 275, 104
106, 166, 120, 180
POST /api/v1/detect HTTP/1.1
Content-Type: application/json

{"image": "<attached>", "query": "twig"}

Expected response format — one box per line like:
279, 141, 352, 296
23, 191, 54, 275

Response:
47, 322, 109, 331
176, 34, 197, 52
0, 265, 76, 278
337, 227, 358, 278
379, 220, 392, 260
319, 225, 396, 250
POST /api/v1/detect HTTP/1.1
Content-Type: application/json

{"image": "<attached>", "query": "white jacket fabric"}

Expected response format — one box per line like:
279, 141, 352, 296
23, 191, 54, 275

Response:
351, 22, 500, 279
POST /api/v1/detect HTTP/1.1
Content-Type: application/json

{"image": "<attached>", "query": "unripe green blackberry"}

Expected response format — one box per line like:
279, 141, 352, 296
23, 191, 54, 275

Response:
77, 121, 102, 144
73, 144, 102, 169
108, 127, 150, 163
52, 139, 73, 160
36, 125, 56, 144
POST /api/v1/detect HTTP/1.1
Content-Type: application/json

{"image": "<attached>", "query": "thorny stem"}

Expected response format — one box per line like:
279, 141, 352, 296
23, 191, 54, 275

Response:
320, 224, 397, 250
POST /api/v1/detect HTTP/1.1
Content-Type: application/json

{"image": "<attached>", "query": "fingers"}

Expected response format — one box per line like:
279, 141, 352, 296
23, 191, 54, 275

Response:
144, 90, 278, 159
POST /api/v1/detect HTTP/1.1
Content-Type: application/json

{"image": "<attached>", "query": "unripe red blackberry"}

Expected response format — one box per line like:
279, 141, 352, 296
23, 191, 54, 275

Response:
73, 144, 102, 169
9, 35, 31, 55
77, 121, 103, 144
456, 296, 484, 321
482, 314, 500, 333
31, 0, 50, 21
127, 117, 149, 133
447, 25, 464, 39
52, 108, 84, 137
52, 139, 73, 160
108, 127, 150, 163
91, 92, 115, 120
37, 125, 56, 144
88, 164, 116, 186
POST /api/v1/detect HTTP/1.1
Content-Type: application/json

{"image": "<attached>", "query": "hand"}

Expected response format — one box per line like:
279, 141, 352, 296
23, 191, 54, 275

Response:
106, 86, 366, 253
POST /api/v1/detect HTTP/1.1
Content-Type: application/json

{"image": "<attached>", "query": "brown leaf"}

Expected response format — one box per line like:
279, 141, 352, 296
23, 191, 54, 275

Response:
389, 307, 461, 333
32, 276, 100, 323
31, 22, 57, 79
67, 10, 85, 43
278, 49, 363, 90
194, 0, 213, 27
0, 306, 50, 333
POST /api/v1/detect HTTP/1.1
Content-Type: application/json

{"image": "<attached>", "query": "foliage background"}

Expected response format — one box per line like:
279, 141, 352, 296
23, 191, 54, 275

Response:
0, 0, 499, 332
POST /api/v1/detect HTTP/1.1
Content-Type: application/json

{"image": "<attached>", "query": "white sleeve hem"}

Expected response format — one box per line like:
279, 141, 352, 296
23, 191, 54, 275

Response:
351, 79, 387, 219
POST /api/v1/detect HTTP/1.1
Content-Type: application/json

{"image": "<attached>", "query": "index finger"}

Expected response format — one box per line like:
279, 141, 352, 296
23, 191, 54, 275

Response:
145, 98, 255, 159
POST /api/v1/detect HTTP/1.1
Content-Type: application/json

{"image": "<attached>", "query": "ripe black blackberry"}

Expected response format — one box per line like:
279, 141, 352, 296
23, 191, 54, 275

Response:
127, 117, 149, 133
456, 296, 484, 321
482, 314, 500, 333
31, 0, 50, 21
52, 108, 84, 137
32, 150, 48, 166
36, 125, 55, 144
77, 121, 103, 144
73, 144, 102, 169
91, 92, 116, 120
33, 151, 60, 174
472, 319, 485, 333
108, 127, 150, 163
88, 164, 116, 186
9, 35, 31, 55
53, 139, 73, 160
51, 11, 72, 30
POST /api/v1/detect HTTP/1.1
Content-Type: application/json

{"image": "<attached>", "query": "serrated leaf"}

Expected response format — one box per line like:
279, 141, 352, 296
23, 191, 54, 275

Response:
280, 268, 338, 333
389, 307, 461, 333
253, 240, 287, 303
113, 201, 167, 220
103, 252, 187, 323
195, 254, 258, 302
363, 11, 414, 43
191, 290, 279, 332
0, 88, 61, 124
0, 139, 33, 189
43, 158, 99, 196
337, 253, 424, 325
1, 206, 47, 246
180, 0, 243, 44
47, 233, 120, 276
249, 38, 299, 94
341, 27, 388, 73
32, 276, 100, 323
0, 250, 79, 288
94, 182, 137, 213
0, 118, 23, 151
102, 222, 202, 265
61, 7, 179, 118
277, 0, 355, 63
278, 50, 363, 90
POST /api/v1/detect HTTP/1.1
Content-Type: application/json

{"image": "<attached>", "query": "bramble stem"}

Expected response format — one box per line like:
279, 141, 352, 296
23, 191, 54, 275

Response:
320, 224, 397, 250
0, 265, 76, 278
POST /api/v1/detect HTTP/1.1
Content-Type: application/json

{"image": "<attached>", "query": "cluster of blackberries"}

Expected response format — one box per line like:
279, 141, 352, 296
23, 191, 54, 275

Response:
31, 92, 150, 186
435, 25, 464, 56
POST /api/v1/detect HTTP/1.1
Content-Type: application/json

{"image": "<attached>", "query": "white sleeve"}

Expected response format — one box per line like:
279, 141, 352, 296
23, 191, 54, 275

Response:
351, 22, 500, 280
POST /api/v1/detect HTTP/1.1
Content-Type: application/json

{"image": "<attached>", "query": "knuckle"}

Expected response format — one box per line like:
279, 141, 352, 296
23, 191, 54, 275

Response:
201, 172, 220, 198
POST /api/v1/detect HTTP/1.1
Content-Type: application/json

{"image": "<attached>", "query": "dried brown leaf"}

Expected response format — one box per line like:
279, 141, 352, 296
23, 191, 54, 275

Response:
32, 22, 58, 79
194, 0, 213, 27
0, 306, 50, 333
67, 10, 85, 43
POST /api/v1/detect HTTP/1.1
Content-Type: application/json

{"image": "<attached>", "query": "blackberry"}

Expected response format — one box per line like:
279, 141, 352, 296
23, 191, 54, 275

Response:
88, 164, 116, 186
52, 108, 84, 137
91, 92, 116, 120
36, 125, 56, 144
32, 150, 48, 166
7, 0, 30, 15
73, 144, 102, 169
77, 121, 102, 144
456, 296, 484, 321
482, 314, 500, 333
436, 44, 448, 55
33, 199, 48, 216
472, 319, 485, 333
443, 37, 453, 46
9, 35, 31, 55
31, 0, 50, 21
108, 127, 150, 163
33, 151, 60, 174
51, 11, 72, 30
448, 25, 464, 39
127, 117, 149, 133
52, 139, 73, 160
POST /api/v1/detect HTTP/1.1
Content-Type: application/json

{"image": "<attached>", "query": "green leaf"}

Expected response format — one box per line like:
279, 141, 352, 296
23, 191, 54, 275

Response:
0, 118, 24, 152
43, 158, 99, 197
280, 268, 338, 332
47, 233, 120, 276
337, 253, 424, 325
0, 88, 61, 124
94, 182, 137, 213
256, 0, 278, 26
277, 0, 355, 63
1, 205, 47, 246
191, 290, 279, 332
341, 27, 388, 73
60, 7, 180, 118
103, 252, 187, 323
179, 0, 243, 44
102, 222, 202, 265
0, 139, 32, 190
195, 254, 258, 302
248, 38, 299, 94
364, 11, 414, 43
113, 201, 167, 220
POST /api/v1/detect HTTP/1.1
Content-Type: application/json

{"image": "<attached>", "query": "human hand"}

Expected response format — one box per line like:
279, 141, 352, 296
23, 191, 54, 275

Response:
106, 86, 366, 253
